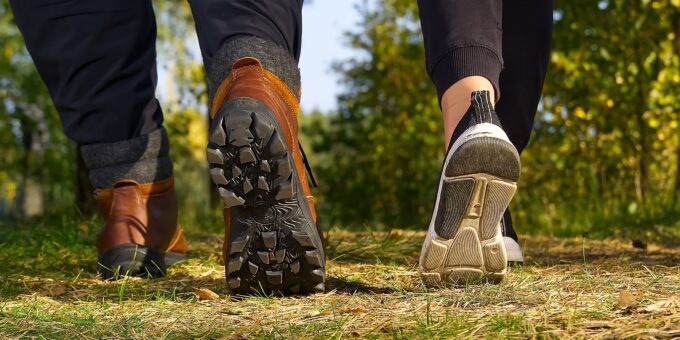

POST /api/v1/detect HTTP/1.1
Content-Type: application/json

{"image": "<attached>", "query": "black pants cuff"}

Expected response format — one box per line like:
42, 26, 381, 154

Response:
80, 127, 173, 188
429, 46, 503, 104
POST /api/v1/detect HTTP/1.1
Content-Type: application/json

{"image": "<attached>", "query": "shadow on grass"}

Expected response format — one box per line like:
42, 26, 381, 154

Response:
0, 262, 405, 303
326, 276, 405, 295
2, 218, 678, 302
521, 237, 680, 267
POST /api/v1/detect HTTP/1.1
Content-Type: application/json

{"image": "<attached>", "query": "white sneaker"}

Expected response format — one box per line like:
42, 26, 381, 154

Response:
504, 236, 525, 264
419, 91, 521, 287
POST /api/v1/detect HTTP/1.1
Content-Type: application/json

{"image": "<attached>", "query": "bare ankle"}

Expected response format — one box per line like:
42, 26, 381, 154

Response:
441, 76, 495, 149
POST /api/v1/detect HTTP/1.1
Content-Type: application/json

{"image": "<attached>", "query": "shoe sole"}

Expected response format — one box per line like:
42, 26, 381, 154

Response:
98, 244, 186, 280
419, 124, 520, 287
207, 98, 325, 295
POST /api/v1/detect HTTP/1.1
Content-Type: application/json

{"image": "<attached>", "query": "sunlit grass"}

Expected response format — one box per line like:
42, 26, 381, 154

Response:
0, 217, 679, 338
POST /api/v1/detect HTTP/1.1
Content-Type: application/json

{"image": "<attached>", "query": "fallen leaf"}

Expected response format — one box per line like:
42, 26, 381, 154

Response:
581, 321, 612, 329
631, 239, 647, 250
195, 288, 220, 301
35, 285, 66, 297
339, 307, 366, 314
307, 310, 332, 318
48, 286, 66, 297
617, 290, 637, 309
640, 300, 674, 313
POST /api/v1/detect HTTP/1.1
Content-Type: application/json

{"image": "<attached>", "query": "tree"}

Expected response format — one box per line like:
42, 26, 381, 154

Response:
310, 0, 680, 236
520, 0, 680, 235
308, 0, 443, 228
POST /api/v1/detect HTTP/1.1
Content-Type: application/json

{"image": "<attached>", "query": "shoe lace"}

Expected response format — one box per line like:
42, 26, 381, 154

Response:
298, 142, 318, 188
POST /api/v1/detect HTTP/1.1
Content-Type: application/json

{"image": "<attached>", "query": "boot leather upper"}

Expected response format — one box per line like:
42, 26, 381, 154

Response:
211, 57, 318, 222
94, 176, 187, 256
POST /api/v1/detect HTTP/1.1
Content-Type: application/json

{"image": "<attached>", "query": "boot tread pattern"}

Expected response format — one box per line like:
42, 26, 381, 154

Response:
207, 99, 325, 294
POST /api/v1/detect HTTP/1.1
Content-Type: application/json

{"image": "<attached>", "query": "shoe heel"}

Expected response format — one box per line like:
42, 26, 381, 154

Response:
98, 244, 167, 280
207, 98, 325, 295
421, 133, 519, 287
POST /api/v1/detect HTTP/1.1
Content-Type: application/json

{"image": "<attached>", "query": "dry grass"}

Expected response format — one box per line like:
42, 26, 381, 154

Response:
0, 220, 679, 339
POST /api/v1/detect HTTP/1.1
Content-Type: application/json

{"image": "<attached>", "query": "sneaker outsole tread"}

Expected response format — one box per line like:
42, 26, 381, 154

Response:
420, 133, 519, 287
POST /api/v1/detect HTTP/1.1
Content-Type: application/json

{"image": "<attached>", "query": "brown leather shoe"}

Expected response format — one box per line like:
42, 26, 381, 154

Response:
95, 176, 187, 279
206, 57, 325, 294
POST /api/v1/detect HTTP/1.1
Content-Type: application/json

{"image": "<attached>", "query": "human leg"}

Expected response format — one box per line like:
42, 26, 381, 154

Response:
497, 0, 553, 264
189, 0, 325, 294
10, 0, 186, 278
417, 0, 515, 286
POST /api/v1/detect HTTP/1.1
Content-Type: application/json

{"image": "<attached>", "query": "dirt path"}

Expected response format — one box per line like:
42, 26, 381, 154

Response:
1, 224, 678, 338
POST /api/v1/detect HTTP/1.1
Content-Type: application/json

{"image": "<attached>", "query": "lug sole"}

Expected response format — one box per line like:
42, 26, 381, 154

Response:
98, 244, 186, 280
207, 98, 325, 295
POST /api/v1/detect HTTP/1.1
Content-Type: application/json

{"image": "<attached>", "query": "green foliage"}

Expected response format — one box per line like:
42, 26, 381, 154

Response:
517, 0, 680, 236
0, 2, 75, 217
305, 0, 443, 228
304, 0, 680, 237
2, 0, 679, 238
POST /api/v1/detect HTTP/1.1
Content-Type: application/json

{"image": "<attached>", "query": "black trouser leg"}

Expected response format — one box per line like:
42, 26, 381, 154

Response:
417, 0, 504, 101
188, 0, 304, 103
496, 0, 553, 153
188, 0, 303, 63
10, 0, 172, 188
418, 0, 553, 237
496, 0, 553, 238
10, 0, 163, 145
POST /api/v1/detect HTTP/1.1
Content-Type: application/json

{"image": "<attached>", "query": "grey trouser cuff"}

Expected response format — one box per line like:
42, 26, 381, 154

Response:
80, 127, 173, 189
207, 35, 301, 105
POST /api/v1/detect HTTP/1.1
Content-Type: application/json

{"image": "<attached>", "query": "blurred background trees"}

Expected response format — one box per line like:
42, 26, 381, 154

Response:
1, 0, 679, 239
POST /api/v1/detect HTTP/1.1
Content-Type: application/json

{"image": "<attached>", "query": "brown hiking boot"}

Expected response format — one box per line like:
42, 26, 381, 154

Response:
95, 176, 187, 279
206, 57, 325, 294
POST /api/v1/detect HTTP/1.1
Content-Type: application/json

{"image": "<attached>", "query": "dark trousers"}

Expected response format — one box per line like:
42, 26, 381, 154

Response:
12, 0, 551, 231
9, 0, 302, 144
418, 0, 553, 153
11, 0, 551, 153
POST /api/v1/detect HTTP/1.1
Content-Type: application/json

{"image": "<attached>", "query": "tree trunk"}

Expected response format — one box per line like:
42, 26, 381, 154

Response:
672, 15, 680, 204
75, 147, 97, 217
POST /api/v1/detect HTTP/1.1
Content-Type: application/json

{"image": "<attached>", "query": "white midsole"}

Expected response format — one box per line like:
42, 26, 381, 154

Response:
450, 123, 510, 154
504, 237, 524, 263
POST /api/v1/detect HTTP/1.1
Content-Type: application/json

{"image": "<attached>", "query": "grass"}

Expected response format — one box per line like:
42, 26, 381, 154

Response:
0, 218, 679, 339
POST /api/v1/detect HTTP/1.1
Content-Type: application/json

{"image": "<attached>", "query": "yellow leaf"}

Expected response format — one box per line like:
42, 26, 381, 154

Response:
617, 290, 637, 309
648, 118, 660, 128
195, 288, 220, 301
574, 107, 587, 119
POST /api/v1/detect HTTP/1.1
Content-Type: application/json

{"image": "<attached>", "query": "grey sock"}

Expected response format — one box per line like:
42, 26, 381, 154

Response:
80, 128, 173, 189
207, 35, 301, 106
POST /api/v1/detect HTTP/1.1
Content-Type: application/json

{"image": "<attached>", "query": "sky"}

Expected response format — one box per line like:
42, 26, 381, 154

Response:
298, 0, 363, 112
159, 1, 363, 113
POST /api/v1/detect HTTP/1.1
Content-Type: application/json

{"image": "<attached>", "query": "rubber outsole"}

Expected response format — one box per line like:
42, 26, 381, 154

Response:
98, 244, 186, 280
420, 134, 519, 287
207, 98, 325, 295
